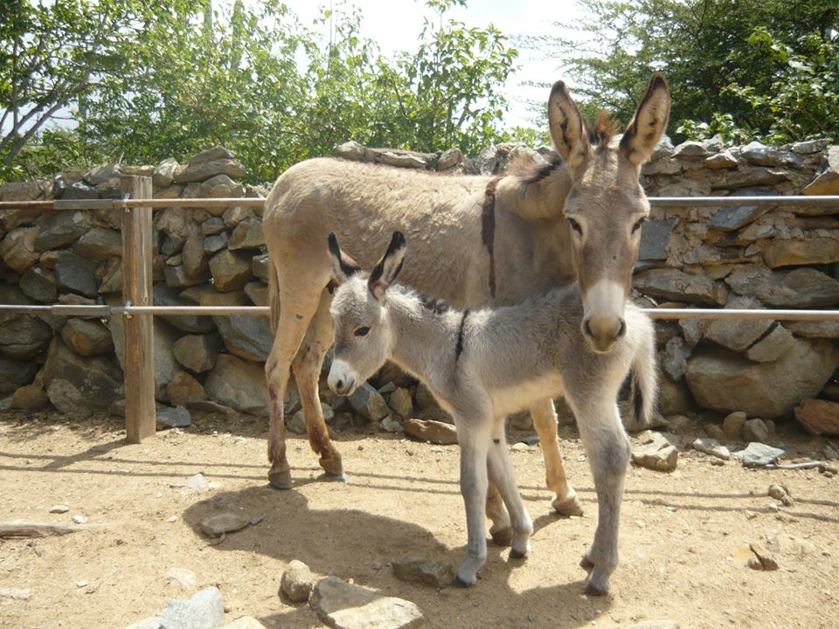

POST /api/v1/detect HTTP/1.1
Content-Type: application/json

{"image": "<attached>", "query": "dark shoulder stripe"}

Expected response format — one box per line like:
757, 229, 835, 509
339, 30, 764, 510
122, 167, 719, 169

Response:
520, 151, 563, 185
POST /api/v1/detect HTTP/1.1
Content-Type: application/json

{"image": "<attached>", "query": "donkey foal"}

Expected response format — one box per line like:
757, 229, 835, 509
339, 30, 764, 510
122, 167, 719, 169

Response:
326, 232, 658, 594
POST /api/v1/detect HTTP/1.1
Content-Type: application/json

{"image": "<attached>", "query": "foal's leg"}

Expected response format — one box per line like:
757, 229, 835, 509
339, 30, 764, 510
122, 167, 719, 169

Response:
291, 290, 343, 478
264, 260, 327, 489
530, 398, 582, 515
487, 419, 533, 558
568, 396, 630, 596
455, 419, 492, 586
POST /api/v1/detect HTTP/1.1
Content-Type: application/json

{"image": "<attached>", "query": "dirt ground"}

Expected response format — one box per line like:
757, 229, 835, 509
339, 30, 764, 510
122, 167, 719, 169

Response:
0, 411, 837, 629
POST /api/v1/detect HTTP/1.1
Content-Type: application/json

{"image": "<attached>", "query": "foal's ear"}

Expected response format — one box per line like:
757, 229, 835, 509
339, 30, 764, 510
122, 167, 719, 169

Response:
619, 73, 671, 166
368, 231, 406, 300
327, 233, 361, 284
548, 80, 590, 169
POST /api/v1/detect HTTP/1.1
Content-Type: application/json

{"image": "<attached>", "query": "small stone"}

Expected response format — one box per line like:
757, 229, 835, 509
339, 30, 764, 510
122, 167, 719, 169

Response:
732, 442, 785, 467
749, 543, 779, 571
287, 409, 307, 435
402, 418, 458, 445
309, 576, 425, 629
632, 432, 679, 472
380, 415, 403, 433
10, 384, 50, 410
392, 557, 455, 588
511, 442, 529, 452
705, 423, 725, 441
166, 372, 207, 407
166, 567, 197, 593
666, 415, 693, 434
157, 405, 192, 429
768, 484, 793, 506
742, 418, 769, 443
794, 399, 839, 436
0, 587, 32, 600
200, 512, 251, 537
50, 504, 70, 513
710, 458, 725, 466
723, 411, 747, 440
692, 437, 730, 460
280, 559, 315, 603
160, 586, 225, 629
72, 514, 87, 524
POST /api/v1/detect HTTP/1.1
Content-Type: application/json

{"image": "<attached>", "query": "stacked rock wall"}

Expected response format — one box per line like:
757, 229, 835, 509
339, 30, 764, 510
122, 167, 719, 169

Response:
0, 139, 837, 433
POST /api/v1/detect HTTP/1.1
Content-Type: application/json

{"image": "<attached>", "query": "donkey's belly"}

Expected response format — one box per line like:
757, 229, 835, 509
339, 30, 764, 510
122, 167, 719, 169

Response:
490, 372, 565, 418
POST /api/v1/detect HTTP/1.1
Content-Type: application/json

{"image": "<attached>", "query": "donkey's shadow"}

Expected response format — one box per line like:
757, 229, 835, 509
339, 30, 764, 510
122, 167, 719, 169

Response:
183, 484, 611, 628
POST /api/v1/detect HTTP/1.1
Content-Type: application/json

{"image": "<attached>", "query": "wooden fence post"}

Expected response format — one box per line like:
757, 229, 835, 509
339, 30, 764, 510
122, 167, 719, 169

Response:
120, 175, 156, 443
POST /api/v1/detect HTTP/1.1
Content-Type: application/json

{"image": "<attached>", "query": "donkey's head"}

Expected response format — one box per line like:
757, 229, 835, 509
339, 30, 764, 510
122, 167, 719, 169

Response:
549, 74, 670, 352
326, 232, 406, 396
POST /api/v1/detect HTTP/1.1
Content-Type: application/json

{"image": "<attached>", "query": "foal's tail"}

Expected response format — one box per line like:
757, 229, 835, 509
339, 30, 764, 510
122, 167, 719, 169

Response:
629, 315, 659, 425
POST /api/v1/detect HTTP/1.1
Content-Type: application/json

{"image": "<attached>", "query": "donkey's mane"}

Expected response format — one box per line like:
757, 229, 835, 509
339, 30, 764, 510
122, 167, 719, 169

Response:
586, 110, 620, 149
507, 150, 563, 185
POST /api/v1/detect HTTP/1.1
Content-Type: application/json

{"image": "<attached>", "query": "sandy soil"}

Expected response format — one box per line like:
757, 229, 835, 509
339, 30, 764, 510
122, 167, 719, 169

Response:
0, 411, 837, 629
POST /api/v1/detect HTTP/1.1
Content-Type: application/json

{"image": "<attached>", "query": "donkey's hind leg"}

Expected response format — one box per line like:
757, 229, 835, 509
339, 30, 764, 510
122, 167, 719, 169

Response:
486, 483, 512, 547
569, 396, 630, 596
530, 398, 583, 516
487, 420, 533, 558
265, 261, 328, 489
291, 289, 343, 479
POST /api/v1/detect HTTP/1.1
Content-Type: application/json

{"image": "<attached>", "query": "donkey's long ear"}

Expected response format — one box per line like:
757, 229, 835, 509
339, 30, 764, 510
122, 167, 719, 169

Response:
327, 233, 361, 284
619, 73, 671, 166
548, 81, 590, 169
368, 231, 406, 301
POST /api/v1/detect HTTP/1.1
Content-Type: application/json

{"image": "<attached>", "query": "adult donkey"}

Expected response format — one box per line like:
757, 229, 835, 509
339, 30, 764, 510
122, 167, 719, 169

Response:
262, 74, 671, 514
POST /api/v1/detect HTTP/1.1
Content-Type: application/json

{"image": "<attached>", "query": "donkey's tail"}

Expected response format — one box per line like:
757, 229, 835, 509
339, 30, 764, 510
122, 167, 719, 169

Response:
629, 316, 659, 425
268, 257, 281, 334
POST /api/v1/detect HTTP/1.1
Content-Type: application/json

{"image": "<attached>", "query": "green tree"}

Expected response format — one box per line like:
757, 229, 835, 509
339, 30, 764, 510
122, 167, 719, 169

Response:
536, 0, 838, 142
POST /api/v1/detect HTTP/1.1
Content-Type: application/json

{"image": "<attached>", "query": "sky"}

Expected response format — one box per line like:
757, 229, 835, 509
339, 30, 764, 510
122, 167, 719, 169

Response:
281, 0, 589, 128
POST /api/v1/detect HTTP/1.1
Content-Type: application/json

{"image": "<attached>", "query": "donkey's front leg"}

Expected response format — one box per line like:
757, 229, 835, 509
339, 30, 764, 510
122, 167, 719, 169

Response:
575, 400, 630, 595
455, 421, 491, 586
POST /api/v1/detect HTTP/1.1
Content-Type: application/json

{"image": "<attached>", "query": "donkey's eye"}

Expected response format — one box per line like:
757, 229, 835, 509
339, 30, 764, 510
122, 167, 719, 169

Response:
567, 218, 583, 236
353, 326, 371, 337
632, 217, 647, 233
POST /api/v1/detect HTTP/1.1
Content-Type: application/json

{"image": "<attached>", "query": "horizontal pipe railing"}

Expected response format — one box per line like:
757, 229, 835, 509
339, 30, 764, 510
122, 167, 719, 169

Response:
0, 303, 836, 321
1, 195, 839, 211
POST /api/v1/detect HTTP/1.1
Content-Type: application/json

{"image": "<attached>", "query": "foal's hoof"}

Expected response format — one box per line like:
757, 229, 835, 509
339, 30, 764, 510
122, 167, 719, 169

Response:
583, 580, 609, 597
268, 469, 293, 490
490, 526, 513, 547
579, 554, 595, 570
509, 548, 528, 560
453, 575, 477, 588
552, 493, 583, 517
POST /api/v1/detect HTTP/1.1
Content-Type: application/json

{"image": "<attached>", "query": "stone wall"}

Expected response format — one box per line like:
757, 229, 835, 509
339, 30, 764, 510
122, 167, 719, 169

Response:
0, 139, 837, 434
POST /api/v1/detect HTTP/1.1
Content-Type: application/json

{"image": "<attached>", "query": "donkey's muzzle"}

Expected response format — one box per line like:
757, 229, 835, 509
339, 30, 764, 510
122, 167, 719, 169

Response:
328, 359, 358, 396
583, 315, 626, 353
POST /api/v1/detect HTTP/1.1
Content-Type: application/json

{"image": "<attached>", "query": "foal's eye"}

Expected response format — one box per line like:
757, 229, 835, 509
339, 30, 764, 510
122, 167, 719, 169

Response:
632, 217, 647, 233
353, 326, 371, 337
567, 218, 583, 236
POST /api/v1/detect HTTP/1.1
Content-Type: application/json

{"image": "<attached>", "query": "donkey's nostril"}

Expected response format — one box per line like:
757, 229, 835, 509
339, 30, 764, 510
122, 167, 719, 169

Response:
584, 319, 594, 338
617, 319, 626, 338
336, 378, 344, 391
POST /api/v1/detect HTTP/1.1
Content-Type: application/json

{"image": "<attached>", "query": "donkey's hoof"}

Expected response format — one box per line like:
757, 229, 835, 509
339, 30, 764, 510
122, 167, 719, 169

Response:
552, 493, 583, 517
319, 456, 344, 478
268, 469, 293, 490
490, 526, 513, 547
453, 574, 477, 588
321, 472, 348, 484
579, 554, 595, 570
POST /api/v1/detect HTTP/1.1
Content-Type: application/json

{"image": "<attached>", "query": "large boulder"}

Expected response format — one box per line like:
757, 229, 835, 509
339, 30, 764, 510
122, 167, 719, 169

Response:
173, 334, 222, 373
0, 226, 40, 272
309, 577, 425, 629
204, 354, 268, 414
802, 145, 839, 195
54, 250, 98, 297
209, 249, 252, 292
762, 236, 839, 268
725, 265, 839, 308
153, 284, 214, 333
704, 296, 772, 353
0, 314, 52, 359
72, 228, 122, 260
42, 338, 123, 415
60, 318, 114, 357
684, 339, 837, 418
19, 266, 57, 302
213, 315, 272, 362
633, 268, 728, 305
0, 357, 38, 394
794, 399, 839, 436
33, 211, 90, 251
110, 315, 180, 402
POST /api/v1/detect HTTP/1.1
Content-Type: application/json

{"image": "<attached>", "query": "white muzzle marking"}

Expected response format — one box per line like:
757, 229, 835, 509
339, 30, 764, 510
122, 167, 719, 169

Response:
328, 358, 360, 396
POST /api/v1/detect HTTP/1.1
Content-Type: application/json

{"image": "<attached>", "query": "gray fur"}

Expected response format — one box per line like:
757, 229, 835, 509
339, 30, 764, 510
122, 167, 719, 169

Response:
327, 237, 658, 593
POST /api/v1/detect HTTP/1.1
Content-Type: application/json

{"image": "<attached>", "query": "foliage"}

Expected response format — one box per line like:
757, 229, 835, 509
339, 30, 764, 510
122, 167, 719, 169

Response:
1, 0, 519, 183
539, 0, 839, 143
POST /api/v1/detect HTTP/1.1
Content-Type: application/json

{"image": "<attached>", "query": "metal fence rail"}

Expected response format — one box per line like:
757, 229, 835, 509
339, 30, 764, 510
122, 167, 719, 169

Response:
0, 177, 837, 442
